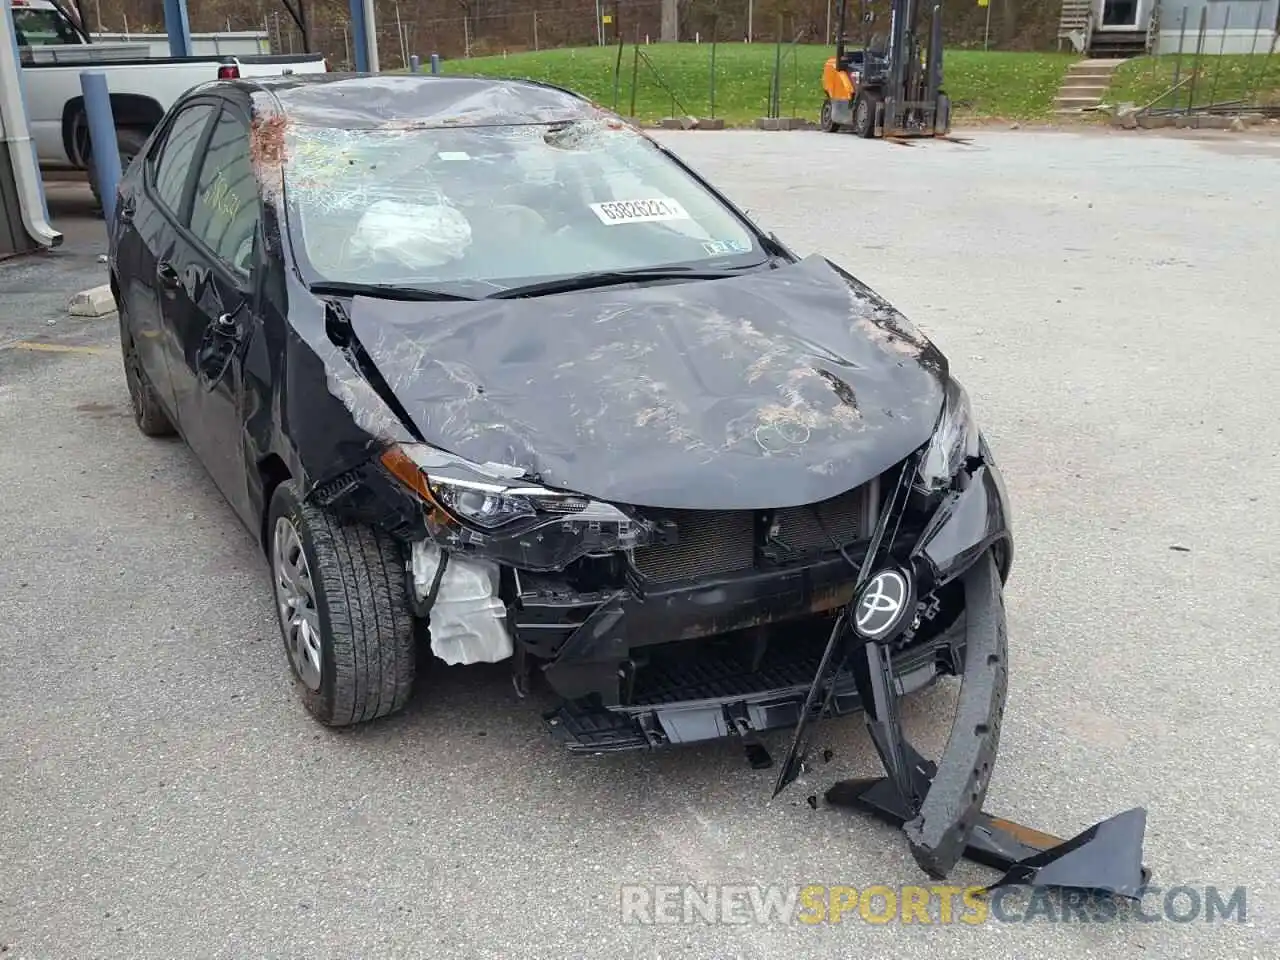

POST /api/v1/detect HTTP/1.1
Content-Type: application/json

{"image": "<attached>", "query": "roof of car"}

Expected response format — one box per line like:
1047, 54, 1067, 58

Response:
241, 73, 602, 130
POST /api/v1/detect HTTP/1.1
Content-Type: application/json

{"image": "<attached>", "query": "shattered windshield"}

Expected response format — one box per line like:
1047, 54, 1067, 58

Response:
279, 117, 763, 293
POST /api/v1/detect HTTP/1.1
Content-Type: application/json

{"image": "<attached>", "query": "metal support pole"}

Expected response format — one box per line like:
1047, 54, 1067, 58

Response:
80, 71, 123, 227
162, 0, 193, 58
0, 3, 59, 248
409, 53, 420, 72
430, 53, 441, 74
362, 0, 380, 71
349, 0, 370, 71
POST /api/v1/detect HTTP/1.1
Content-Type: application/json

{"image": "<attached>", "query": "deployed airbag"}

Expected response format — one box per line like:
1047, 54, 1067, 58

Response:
411, 541, 513, 665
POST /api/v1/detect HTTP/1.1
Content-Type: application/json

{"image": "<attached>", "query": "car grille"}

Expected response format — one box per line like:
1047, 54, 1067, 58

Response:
770, 488, 866, 555
631, 510, 757, 584
630, 485, 869, 585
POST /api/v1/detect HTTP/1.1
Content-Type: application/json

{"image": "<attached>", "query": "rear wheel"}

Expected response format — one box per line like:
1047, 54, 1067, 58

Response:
118, 305, 176, 437
819, 97, 838, 133
268, 481, 417, 726
852, 91, 880, 139
88, 127, 149, 213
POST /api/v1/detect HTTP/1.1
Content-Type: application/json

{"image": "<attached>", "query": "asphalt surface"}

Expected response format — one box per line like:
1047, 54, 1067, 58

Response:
3, 131, 1279, 959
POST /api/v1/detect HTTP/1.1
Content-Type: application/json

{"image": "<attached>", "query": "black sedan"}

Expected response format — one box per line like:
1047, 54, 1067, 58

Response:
107, 74, 1013, 756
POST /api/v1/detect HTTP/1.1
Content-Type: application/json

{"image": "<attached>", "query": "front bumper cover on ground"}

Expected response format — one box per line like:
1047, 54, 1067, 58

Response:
773, 456, 1150, 897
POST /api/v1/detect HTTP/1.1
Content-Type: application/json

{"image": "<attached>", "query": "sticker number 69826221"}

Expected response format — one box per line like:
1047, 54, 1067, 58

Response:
589, 197, 691, 225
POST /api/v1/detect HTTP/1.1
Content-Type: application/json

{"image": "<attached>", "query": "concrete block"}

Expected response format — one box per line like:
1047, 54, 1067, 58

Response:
1113, 105, 1139, 129
695, 117, 726, 130
1137, 114, 1176, 129
68, 284, 115, 318
1193, 115, 1233, 130
754, 117, 808, 130
658, 116, 697, 130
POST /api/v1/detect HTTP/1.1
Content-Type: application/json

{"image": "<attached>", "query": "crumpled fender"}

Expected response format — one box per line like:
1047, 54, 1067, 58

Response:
908, 436, 1013, 597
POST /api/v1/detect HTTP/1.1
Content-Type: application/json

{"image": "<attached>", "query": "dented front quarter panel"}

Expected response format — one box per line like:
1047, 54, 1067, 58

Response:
909, 437, 1014, 595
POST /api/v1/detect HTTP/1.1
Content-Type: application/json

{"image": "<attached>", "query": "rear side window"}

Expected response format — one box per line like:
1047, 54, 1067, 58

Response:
151, 104, 215, 218
189, 109, 261, 276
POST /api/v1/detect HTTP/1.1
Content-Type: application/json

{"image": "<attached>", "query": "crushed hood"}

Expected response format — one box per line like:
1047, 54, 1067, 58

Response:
347, 255, 948, 510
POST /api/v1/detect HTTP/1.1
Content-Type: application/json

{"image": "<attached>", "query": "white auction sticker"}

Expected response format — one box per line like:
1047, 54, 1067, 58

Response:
590, 197, 691, 225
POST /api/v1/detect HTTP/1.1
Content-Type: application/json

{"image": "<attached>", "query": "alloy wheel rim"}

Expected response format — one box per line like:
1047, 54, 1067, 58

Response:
273, 516, 323, 691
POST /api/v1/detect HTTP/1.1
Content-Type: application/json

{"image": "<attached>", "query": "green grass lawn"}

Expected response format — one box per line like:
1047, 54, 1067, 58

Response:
436, 44, 1079, 124
1109, 54, 1280, 111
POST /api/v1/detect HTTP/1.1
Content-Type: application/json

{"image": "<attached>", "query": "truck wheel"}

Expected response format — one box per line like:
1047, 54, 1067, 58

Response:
118, 305, 176, 437
268, 481, 417, 727
88, 127, 149, 211
820, 97, 838, 133
852, 92, 880, 139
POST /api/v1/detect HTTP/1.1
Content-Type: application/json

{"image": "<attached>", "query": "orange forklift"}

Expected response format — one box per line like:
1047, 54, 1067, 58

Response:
820, 0, 951, 139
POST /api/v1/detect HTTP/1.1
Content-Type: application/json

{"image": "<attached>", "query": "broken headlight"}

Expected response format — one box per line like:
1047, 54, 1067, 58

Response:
428, 477, 540, 529
379, 442, 654, 571
916, 378, 980, 494
381, 443, 586, 530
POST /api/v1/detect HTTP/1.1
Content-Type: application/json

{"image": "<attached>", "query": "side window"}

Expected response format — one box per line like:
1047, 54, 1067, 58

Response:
151, 104, 216, 217
189, 109, 261, 277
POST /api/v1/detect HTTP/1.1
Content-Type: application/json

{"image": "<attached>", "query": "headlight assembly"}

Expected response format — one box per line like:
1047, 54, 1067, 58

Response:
378, 443, 652, 570
917, 378, 980, 494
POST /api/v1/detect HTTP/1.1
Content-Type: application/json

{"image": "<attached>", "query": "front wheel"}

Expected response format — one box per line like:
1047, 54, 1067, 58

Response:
819, 97, 838, 133
852, 92, 880, 139
268, 481, 417, 726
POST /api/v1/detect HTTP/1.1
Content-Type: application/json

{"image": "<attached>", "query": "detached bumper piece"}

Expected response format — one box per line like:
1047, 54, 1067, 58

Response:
773, 458, 1151, 900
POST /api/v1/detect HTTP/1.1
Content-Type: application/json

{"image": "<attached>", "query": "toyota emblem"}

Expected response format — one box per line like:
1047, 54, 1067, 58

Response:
854, 569, 912, 641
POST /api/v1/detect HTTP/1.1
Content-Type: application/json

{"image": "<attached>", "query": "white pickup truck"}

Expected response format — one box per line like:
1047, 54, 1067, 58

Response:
12, 0, 327, 202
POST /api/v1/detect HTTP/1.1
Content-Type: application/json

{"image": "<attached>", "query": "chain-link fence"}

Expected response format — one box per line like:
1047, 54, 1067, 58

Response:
94, 0, 1068, 69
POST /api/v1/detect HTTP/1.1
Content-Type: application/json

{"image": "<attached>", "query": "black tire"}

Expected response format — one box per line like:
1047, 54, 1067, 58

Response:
852, 91, 880, 139
118, 303, 176, 437
88, 127, 149, 211
819, 97, 838, 133
268, 480, 416, 726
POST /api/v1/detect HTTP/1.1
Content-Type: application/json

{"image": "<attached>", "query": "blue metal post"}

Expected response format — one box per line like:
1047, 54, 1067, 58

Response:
409, 54, 420, 73
80, 72, 122, 227
162, 0, 193, 58
430, 53, 441, 75
349, 0, 370, 71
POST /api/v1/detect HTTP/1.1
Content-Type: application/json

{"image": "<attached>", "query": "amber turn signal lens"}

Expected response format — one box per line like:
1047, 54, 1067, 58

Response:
379, 445, 434, 502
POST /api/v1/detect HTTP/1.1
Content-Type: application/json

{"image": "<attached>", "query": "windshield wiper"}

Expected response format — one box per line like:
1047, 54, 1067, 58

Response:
309, 281, 478, 302
486, 267, 742, 300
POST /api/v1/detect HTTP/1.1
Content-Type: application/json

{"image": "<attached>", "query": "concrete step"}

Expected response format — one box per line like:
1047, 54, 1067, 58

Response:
1053, 96, 1105, 109
1059, 83, 1111, 97
1070, 58, 1128, 69
1061, 72, 1113, 85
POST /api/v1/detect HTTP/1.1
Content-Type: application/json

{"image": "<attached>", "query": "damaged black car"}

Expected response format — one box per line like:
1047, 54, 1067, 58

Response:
106, 74, 1013, 754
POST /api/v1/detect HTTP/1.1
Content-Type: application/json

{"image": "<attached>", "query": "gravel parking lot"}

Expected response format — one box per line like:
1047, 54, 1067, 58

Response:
3, 129, 1279, 960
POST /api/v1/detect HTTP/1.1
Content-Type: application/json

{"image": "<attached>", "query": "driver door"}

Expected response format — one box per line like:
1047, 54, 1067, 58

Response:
158, 101, 263, 521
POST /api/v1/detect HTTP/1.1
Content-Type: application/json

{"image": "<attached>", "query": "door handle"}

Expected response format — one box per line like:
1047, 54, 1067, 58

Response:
156, 261, 180, 290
